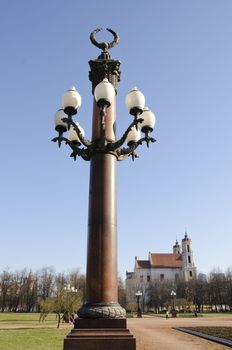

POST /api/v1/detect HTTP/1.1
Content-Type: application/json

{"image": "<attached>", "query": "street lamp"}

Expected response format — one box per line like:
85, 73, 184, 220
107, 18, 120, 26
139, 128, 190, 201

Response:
52, 28, 156, 350
170, 290, 177, 317
135, 291, 143, 318
63, 284, 79, 323
64, 284, 78, 293
170, 290, 176, 310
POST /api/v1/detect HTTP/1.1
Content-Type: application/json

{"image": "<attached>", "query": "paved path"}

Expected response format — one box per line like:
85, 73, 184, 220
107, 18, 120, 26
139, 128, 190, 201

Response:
128, 316, 232, 350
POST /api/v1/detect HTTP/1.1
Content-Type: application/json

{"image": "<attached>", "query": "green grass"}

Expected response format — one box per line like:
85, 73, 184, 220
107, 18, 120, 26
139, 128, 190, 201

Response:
153, 313, 195, 318
0, 313, 71, 350
200, 312, 232, 318
188, 327, 232, 341
149, 312, 232, 318
0, 313, 57, 328
1, 312, 232, 349
0, 328, 68, 350
151, 312, 197, 318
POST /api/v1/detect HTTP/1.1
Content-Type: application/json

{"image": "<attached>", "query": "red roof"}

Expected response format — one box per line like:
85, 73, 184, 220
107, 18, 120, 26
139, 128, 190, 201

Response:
150, 253, 182, 268
136, 260, 151, 269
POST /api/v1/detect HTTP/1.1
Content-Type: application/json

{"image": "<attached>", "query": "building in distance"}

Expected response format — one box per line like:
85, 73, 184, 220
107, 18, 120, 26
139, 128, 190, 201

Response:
126, 232, 197, 307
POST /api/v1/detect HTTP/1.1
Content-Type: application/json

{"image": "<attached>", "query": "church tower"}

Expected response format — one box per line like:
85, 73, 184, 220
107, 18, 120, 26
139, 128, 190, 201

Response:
181, 232, 197, 280
173, 239, 182, 254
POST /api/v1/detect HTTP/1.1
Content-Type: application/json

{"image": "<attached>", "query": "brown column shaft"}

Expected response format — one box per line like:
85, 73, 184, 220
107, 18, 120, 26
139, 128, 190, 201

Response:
85, 99, 118, 304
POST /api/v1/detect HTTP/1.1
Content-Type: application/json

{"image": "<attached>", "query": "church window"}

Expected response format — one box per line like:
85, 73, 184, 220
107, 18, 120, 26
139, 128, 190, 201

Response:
189, 271, 193, 277
140, 275, 143, 281
175, 273, 179, 281
187, 245, 190, 252
147, 275, 150, 282
188, 256, 191, 264
160, 274, 164, 281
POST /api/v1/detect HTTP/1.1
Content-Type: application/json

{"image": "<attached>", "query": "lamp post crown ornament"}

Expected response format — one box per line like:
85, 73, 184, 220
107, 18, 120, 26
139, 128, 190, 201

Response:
90, 28, 119, 59
88, 28, 121, 93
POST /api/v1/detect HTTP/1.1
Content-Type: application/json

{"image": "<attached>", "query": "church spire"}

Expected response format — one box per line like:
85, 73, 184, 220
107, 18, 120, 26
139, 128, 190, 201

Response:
173, 238, 181, 254
183, 230, 189, 241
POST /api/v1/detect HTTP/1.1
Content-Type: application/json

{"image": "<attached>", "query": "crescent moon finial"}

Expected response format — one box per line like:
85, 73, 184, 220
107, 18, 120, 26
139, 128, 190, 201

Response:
90, 28, 119, 53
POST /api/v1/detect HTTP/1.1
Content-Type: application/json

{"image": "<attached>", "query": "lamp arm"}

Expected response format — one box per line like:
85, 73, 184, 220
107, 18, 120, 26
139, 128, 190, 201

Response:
117, 144, 137, 157
117, 135, 156, 156
141, 135, 156, 148
62, 117, 92, 148
51, 136, 90, 161
108, 118, 144, 151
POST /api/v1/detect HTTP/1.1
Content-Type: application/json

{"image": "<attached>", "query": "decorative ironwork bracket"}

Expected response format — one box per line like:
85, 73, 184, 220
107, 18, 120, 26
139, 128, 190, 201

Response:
52, 107, 156, 162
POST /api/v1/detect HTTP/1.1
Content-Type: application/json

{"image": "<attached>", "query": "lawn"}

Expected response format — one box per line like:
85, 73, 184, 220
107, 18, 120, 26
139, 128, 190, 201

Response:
0, 313, 71, 350
199, 313, 232, 318
188, 327, 232, 341
152, 312, 232, 318
1, 312, 232, 349
0, 312, 56, 328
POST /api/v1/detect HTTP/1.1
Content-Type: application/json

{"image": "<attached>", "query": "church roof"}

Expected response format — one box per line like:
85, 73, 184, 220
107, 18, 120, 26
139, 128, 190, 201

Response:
150, 253, 182, 268
136, 254, 183, 269
136, 260, 151, 269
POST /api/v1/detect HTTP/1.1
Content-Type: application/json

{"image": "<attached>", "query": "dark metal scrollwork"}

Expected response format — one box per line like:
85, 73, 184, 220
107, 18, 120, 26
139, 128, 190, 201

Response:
90, 28, 119, 53
52, 108, 156, 162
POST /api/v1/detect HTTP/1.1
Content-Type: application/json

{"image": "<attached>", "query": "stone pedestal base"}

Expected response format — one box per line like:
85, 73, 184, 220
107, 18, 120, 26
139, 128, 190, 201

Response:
63, 318, 136, 350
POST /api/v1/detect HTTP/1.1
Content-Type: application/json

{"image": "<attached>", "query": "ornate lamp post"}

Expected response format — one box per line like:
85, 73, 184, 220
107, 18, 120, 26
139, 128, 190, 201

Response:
135, 291, 143, 318
170, 290, 177, 318
170, 290, 176, 310
52, 28, 156, 350
64, 284, 78, 294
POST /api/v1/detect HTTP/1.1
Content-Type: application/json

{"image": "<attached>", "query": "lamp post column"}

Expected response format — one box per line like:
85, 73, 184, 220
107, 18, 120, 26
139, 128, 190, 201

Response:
86, 142, 118, 305
75, 43, 126, 318
78, 98, 125, 317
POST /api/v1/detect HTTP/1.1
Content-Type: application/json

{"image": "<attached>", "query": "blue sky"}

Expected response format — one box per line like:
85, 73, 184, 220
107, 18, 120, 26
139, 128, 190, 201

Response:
0, 0, 231, 278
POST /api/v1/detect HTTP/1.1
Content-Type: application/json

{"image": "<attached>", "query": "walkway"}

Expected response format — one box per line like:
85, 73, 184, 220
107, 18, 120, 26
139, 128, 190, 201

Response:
128, 316, 232, 350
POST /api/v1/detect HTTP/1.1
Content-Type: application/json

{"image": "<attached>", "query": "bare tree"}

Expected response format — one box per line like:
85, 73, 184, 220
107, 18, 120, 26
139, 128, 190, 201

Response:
0, 269, 12, 311
225, 267, 232, 311
118, 277, 126, 309
37, 267, 55, 302
208, 269, 226, 312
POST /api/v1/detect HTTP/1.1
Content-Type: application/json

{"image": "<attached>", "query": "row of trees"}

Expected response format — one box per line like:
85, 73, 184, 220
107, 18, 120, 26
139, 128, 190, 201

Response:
0, 267, 85, 315
126, 268, 232, 313
0, 267, 126, 327
1, 266, 232, 319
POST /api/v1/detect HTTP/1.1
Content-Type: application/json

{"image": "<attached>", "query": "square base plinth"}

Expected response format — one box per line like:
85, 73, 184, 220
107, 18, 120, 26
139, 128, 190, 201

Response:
63, 318, 136, 350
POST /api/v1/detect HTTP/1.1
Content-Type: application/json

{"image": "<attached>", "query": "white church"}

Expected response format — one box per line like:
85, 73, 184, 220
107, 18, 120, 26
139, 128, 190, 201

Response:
126, 232, 197, 298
